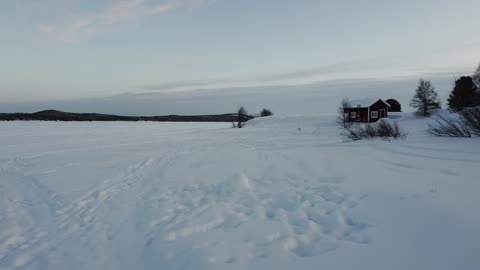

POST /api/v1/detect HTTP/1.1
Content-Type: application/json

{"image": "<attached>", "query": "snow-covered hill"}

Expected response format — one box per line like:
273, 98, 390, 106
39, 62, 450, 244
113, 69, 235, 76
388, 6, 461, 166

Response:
1, 115, 479, 270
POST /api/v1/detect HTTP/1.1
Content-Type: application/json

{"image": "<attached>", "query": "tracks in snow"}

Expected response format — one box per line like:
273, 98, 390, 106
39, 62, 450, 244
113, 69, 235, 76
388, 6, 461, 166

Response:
1, 143, 371, 269
140, 151, 369, 266
0, 156, 157, 269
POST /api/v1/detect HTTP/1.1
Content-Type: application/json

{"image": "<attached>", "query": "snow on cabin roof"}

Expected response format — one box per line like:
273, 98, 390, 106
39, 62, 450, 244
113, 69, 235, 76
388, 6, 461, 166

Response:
348, 98, 391, 108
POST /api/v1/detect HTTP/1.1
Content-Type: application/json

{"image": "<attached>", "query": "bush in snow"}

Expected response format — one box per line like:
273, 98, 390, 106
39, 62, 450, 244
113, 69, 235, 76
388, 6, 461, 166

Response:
428, 107, 480, 137
376, 120, 405, 138
461, 107, 480, 136
342, 119, 406, 141
427, 114, 471, 137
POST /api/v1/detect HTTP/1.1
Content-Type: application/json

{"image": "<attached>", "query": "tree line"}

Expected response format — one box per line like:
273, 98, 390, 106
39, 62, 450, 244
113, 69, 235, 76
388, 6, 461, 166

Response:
411, 63, 480, 137
411, 65, 480, 116
233, 107, 273, 128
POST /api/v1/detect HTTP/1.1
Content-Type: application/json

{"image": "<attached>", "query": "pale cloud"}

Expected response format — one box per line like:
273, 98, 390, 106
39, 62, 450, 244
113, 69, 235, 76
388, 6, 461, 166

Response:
36, 23, 56, 34
36, 0, 207, 41
137, 60, 385, 92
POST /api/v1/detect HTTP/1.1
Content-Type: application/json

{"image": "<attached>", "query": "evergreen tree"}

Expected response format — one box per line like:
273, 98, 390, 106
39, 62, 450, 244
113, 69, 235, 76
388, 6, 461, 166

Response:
473, 63, 480, 88
386, 98, 402, 112
410, 79, 441, 117
447, 76, 479, 112
260, 108, 273, 117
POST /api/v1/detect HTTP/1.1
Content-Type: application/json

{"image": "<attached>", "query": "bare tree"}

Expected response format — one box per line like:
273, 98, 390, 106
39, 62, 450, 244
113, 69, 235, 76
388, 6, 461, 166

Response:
337, 98, 351, 127
410, 79, 441, 117
237, 106, 248, 128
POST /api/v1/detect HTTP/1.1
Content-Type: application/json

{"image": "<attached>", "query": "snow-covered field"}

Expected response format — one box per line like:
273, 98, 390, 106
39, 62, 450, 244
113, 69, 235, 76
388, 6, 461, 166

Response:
1, 115, 479, 270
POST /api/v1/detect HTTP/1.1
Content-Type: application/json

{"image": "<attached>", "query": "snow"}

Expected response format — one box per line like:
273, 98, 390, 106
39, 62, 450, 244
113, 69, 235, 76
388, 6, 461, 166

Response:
1, 115, 480, 270
348, 98, 390, 108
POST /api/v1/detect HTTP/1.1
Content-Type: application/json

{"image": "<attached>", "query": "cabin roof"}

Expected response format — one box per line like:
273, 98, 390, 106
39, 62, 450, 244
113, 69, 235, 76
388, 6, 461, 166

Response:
348, 98, 391, 108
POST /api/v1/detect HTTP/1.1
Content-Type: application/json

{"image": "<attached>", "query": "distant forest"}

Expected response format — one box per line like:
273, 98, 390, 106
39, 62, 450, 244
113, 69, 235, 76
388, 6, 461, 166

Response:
0, 110, 254, 123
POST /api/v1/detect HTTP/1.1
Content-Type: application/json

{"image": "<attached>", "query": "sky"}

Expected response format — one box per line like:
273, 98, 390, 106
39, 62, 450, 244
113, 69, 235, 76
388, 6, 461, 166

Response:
0, 0, 479, 110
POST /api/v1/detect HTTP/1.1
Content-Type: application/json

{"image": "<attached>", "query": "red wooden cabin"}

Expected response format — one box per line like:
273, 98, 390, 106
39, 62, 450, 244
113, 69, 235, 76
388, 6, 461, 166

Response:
344, 98, 390, 123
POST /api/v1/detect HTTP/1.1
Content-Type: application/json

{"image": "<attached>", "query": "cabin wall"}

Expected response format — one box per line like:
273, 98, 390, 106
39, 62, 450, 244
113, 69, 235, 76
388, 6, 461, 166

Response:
344, 100, 390, 123
344, 108, 369, 122
369, 101, 389, 122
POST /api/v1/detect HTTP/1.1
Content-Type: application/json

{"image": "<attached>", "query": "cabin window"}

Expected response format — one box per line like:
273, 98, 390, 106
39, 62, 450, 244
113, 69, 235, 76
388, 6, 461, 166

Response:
371, 111, 378, 119
351, 112, 356, 119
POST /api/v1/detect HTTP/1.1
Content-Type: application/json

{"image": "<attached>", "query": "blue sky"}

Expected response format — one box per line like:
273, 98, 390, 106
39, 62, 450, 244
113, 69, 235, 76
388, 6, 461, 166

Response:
1, 0, 479, 103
